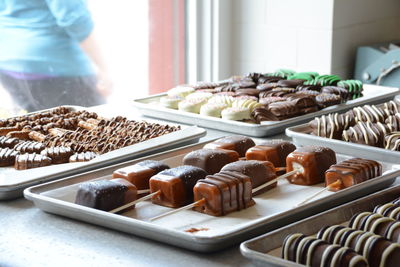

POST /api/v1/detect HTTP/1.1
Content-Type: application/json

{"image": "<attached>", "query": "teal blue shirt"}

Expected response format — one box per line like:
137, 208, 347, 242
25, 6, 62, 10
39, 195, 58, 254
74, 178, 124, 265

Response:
0, 0, 95, 76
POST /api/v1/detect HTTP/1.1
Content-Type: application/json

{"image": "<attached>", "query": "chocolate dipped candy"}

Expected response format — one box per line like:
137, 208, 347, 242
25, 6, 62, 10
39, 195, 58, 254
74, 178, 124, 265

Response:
14, 153, 52, 170
251, 106, 280, 122
193, 171, 255, 216
266, 100, 300, 119
203, 135, 255, 157
317, 225, 400, 267
342, 121, 389, 147
325, 158, 382, 191
221, 160, 277, 193
384, 132, 400, 151
40, 146, 74, 164
69, 151, 98, 162
385, 113, 400, 132
286, 146, 336, 185
75, 178, 137, 212
245, 140, 296, 168
149, 165, 207, 208
113, 160, 170, 190
346, 105, 387, 123
315, 93, 342, 108
374, 203, 400, 221
183, 149, 239, 175
0, 136, 20, 149
0, 148, 19, 167
309, 113, 355, 140
281, 233, 368, 267
14, 141, 45, 154
349, 212, 400, 243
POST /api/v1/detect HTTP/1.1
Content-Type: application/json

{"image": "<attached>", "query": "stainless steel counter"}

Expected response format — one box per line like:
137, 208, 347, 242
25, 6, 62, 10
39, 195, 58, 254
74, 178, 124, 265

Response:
1, 104, 290, 267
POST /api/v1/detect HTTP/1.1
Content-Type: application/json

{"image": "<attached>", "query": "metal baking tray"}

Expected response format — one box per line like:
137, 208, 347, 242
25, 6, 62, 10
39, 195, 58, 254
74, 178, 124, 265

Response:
133, 84, 399, 137
286, 124, 399, 164
0, 106, 206, 200
24, 139, 400, 252
240, 182, 400, 267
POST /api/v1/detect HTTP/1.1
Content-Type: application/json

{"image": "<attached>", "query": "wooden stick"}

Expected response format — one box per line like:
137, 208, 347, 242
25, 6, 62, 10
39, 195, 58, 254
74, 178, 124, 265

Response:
252, 170, 298, 194
275, 167, 287, 172
137, 189, 150, 194
109, 190, 160, 214
296, 180, 342, 207
148, 198, 206, 222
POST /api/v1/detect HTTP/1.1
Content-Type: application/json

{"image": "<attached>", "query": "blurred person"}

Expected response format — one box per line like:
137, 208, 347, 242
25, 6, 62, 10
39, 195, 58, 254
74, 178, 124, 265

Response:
0, 0, 112, 112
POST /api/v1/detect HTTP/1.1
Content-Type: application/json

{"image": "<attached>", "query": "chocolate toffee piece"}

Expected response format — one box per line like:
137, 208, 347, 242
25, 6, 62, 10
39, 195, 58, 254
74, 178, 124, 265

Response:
0, 148, 19, 167
282, 233, 368, 266
69, 151, 98, 163
258, 96, 286, 105
256, 83, 278, 92
385, 114, 400, 132
221, 160, 277, 193
276, 79, 304, 88
342, 121, 389, 147
374, 203, 400, 221
322, 86, 350, 100
251, 107, 280, 122
309, 113, 355, 140
203, 135, 255, 157
257, 75, 283, 84
75, 178, 137, 211
14, 153, 52, 170
296, 89, 320, 96
385, 132, 400, 151
325, 158, 382, 191
297, 84, 322, 92
14, 141, 45, 154
149, 165, 207, 208
315, 93, 342, 108
235, 88, 260, 98
267, 100, 300, 118
0, 136, 20, 149
112, 160, 170, 190
40, 146, 74, 164
286, 146, 336, 185
245, 140, 296, 167
183, 149, 239, 175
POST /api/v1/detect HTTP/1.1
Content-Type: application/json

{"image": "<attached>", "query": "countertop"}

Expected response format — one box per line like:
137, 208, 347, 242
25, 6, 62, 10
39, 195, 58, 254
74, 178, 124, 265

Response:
0, 103, 290, 267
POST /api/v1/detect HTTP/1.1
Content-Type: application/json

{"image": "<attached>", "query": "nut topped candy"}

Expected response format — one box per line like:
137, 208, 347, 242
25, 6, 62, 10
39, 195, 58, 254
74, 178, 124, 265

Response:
203, 135, 255, 157
183, 149, 239, 175
245, 140, 296, 168
149, 165, 207, 208
286, 146, 336, 185
112, 160, 170, 190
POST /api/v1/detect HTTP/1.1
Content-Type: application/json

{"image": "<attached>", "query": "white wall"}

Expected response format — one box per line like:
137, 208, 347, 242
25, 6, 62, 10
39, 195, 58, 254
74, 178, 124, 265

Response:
230, 0, 400, 79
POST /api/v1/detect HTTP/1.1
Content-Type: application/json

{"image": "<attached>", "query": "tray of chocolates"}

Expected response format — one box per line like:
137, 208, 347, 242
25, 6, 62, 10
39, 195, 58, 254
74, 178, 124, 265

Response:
24, 136, 400, 252
286, 98, 400, 164
240, 182, 400, 267
0, 106, 206, 200
133, 70, 399, 137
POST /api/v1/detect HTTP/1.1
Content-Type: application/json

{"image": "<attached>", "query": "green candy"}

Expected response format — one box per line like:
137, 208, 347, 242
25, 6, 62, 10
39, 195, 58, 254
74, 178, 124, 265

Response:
287, 72, 318, 81
271, 69, 296, 78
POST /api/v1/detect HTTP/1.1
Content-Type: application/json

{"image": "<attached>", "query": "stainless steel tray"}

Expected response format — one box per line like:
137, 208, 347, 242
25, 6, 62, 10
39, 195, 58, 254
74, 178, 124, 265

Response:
24, 140, 400, 252
240, 183, 400, 267
286, 123, 400, 164
0, 106, 206, 200
133, 85, 399, 137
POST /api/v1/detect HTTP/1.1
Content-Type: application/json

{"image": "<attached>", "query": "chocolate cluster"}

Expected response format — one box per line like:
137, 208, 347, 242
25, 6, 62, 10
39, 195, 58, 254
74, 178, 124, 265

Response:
309, 99, 400, 150
0, 107, 181, 170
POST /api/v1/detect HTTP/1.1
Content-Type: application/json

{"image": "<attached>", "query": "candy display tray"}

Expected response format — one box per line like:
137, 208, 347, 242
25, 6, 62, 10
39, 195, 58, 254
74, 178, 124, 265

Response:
286, 123, 400, 164
0, 106, 206, 200
132, 84, 399, 137
240, 183, 400, 267
24, 139, 400, 252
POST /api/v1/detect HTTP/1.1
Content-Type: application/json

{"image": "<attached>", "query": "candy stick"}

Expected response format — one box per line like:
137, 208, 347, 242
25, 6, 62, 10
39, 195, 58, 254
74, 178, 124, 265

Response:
252, 169, 298, 194
109, 190, 160, 214
137, 189, 150, 194
296, 180, 342, 207
275, 167, 287, 172
148, 170, 299, 221
148, 198, 206, 222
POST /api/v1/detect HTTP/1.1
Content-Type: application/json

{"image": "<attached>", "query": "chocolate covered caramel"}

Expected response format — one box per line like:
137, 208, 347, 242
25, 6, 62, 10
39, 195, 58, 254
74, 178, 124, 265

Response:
325, 158, 382, 191
203, 135, 255, 157
183, 148, 239, 174
286, 146, 336, 185
245, 140, 296, 167
112, 160, 170, 190
149, 165, 207, 208
75, 178, 137, 211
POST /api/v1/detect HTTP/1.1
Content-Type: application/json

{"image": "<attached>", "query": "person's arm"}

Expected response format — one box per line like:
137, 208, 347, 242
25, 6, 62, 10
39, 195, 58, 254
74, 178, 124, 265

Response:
45, 0, 112, 96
